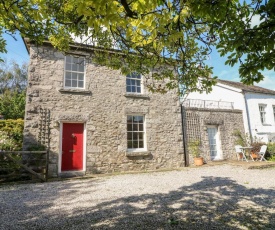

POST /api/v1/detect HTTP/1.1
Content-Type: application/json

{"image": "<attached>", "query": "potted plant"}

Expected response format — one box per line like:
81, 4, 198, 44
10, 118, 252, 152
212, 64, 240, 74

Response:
188, 139, 204, 166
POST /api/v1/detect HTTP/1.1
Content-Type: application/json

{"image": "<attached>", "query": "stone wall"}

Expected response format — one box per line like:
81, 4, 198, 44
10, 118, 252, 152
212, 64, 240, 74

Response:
183, 107, 245, 164
23, 42, 184, 177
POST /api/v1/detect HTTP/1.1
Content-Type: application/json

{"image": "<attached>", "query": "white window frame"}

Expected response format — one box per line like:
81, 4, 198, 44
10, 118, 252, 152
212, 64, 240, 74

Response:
127, 115, 146, 151
64, 55, 85, 89
259, 104, 267, 124
126, 73, 143, 94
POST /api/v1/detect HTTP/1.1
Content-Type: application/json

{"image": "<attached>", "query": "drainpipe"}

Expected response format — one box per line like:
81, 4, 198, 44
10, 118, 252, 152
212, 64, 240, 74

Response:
180, 103, 189, 167
243, 92, 253, 143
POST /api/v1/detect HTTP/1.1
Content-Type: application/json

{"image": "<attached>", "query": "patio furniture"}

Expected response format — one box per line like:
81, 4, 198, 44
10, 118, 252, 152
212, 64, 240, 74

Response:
258, 145, 267, 161
235, 145, 248, 162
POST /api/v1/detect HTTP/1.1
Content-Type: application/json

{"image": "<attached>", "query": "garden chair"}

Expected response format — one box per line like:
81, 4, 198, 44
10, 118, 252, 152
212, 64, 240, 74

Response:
235, 145, 247, 161
258, 145, 267, 161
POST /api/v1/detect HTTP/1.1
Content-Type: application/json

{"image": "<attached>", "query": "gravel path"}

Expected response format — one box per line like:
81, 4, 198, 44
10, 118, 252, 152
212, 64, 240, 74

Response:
0, 165, 275, 230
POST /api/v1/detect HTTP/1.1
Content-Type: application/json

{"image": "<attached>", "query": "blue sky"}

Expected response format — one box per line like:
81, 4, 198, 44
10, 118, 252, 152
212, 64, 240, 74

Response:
1, 33, 275, 90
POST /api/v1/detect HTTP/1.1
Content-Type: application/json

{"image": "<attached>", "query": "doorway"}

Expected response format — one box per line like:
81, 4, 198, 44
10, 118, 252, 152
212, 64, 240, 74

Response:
207, 126, 222, 160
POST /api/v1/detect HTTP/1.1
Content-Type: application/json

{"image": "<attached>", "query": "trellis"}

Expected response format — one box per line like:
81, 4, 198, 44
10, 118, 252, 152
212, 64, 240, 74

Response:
185, 111, 201, 142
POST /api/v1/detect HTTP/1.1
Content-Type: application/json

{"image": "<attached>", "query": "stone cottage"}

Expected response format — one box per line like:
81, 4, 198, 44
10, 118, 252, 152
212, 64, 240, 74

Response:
23, 39, 184, 177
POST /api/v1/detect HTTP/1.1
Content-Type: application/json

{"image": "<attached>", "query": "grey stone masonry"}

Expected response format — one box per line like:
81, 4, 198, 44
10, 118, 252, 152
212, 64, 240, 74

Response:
183, 107, 245, 164
23, 41, 184, 177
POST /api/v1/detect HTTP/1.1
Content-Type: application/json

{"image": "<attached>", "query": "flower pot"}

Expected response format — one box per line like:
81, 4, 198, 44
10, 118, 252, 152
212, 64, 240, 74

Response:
194, 157, 204, 166
251, 152, 258, 159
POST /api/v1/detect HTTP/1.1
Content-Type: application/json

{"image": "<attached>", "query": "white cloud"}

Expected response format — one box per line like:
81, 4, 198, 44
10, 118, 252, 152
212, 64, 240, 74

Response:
255, 70, 275, 90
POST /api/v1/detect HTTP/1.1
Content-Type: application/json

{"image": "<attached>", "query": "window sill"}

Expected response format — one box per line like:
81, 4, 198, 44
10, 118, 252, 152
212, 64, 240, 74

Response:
126, 151, 151, 157
261, 123, 272, 126
124, 93, 150, 99
59, 88, 92, 95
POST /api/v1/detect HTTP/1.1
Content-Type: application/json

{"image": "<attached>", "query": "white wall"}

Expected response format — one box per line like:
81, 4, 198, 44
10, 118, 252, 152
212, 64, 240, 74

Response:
245, 93, 275, 142
185, 83, 250, 134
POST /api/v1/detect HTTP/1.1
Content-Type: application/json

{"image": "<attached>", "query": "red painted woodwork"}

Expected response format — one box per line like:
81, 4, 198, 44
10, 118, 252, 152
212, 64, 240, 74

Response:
61, 123, 84, 171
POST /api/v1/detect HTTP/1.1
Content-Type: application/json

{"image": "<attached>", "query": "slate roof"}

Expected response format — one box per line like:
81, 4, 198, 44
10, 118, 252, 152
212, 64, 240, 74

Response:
217, 79, 275, 95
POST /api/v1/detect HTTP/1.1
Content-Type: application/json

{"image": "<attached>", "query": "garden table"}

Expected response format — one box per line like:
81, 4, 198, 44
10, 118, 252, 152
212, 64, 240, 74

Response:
240, 146, 253, 162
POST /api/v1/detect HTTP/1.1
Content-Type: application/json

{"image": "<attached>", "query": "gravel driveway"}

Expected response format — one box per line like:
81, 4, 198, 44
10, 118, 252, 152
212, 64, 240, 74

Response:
0, 165, 275, 230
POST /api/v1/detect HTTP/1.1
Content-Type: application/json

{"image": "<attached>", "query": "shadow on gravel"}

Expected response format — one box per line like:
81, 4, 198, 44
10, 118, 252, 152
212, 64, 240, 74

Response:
0, 176, 274, 229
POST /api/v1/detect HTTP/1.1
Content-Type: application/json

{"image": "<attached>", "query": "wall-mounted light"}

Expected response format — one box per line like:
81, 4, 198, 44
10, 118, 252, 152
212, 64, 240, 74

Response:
53, 121, 60, 128
203, 127, 207, 131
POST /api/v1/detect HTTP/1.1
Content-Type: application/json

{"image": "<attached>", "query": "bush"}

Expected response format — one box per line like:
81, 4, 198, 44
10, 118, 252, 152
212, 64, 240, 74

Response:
0, 119, 24, 150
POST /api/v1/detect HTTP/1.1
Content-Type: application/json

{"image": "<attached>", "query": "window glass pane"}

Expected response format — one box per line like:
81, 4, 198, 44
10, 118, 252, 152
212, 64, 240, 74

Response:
73, 56, 78, 64
139, 124, 143, 131
126, 79, 131, 86
126, 86, 131, 92
78, 81, 84, 88
78, 73, 84, 81
66, 56, 72, 63
137, 87, 141, 93
127, 116, 132, 123
78, 64, 84, 72
127, 124, 132, 131
139, 141, 144, 148
72, 80, 77, 87
133, 124, 138, 131
65, 80, 71, 87
65, 72, 71, 80
138, 132, 143, 140
136, 116, 143, 122
133, 141, 138, 148
127, 132, 132, 140
133, 132, 138, 140
72, 72, 77, 80
127, 140, 133, 148
131, 79, 136, 85
72, 63, 77, 71
65, 63, 71, 71
131, 86, 136, 92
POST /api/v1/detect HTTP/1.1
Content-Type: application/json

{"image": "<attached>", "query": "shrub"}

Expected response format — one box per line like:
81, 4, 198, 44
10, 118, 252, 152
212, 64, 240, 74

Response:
188, 139, 201, 158
0, 119, 24, 150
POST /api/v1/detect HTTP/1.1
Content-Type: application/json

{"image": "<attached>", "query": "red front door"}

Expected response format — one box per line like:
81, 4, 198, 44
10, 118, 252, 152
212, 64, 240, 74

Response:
62, 123, 84, 171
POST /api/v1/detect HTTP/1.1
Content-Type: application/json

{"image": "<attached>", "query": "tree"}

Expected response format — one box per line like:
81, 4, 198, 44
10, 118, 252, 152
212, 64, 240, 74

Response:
0, 60, 27, 119
0, 1, 273, 92
0, 90, 26, 119
0, 60, 28, 94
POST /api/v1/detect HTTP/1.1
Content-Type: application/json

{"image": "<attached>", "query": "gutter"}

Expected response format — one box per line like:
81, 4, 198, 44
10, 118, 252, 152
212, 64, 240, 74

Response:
242, 92, 253, 142
180, 102, 189, 167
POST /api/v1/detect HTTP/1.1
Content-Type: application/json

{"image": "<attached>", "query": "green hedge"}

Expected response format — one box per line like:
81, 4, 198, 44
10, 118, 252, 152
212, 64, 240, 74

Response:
0, 119, 24, 150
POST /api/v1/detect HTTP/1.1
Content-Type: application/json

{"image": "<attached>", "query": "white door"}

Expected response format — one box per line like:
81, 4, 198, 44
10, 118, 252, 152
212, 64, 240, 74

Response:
207, 126, 222, 160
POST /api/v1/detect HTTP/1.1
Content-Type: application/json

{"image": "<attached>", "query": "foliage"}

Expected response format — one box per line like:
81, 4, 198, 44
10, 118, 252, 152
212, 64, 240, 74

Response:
188, 139, 201, 158
27, 144, 46, 151
0, 90, 26, 119
0, 119, 24, 150
0, 0, 272, 93
250, 142, 265, 154
267, 142, 275, 154
0, 60, 28, 94
233, 130, 249, 147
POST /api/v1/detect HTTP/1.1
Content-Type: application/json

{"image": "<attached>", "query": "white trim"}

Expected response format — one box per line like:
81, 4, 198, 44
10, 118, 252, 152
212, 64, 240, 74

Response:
58, 121, 86, 173
216, 83, 242, 93
64, 55, 86, 90
207, 125, 223, 160
126, 73, 143, 94
126, 114, 147, 152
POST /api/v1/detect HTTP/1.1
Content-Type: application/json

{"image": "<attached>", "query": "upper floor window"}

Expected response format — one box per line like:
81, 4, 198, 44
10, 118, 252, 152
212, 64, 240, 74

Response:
126, 73, 142, 93
127, 115, 145, 150
259, 104, 267, 124
64, 55, 85, 89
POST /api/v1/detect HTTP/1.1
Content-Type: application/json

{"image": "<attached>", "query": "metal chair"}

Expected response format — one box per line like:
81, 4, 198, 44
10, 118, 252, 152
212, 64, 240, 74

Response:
258, 145, 267, 161
235, 145, 247, 161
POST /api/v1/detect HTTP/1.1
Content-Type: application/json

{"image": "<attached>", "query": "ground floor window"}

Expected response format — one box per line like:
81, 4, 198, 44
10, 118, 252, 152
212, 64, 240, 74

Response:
127, 115, 145, 150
